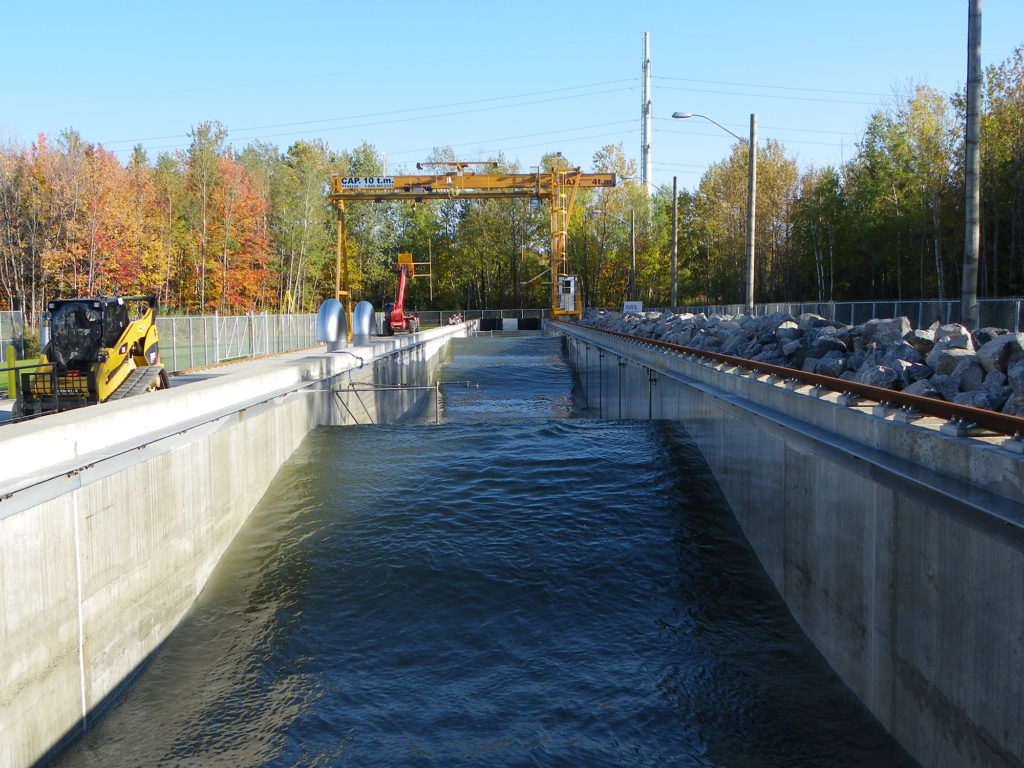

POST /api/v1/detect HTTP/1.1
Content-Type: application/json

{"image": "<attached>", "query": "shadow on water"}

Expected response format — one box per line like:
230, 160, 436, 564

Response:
49, 334, 917, 767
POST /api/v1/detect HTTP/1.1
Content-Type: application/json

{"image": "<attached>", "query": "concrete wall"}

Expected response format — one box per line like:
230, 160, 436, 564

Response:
560, 323, 1024, 768
0, 323, 466, 768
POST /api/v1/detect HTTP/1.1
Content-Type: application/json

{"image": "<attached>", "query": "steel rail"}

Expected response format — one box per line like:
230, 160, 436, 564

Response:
559, 321, 1024, 438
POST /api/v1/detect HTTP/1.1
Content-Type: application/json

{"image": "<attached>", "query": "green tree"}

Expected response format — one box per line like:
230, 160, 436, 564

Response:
792, 167, 847, 302
183, 120, 229, 311
264, 139, 335, 311
979, 46, 1024, 295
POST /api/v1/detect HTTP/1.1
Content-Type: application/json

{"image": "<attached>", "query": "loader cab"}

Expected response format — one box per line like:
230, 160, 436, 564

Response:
48, 300, 105, 366
47, 298, 133, 366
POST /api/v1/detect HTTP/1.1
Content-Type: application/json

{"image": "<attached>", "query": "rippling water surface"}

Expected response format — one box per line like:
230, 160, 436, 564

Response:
55, 335, 915, 767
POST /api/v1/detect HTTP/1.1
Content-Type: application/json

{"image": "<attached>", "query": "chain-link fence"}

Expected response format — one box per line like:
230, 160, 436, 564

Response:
4, 308, 552, 377
1, 312, 25, 358
156, 313, 318, 371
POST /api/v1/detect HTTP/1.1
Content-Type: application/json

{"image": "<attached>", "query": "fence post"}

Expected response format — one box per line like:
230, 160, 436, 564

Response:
6, 345, 15, 397
212, 312, 219, 365
186, 317, 193, 369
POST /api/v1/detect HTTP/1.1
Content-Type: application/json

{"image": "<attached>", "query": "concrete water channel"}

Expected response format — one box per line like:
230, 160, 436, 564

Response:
1, 320, 1022, 768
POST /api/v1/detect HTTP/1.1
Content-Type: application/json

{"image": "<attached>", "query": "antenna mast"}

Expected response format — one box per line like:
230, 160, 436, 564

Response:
641, 32, 653, 196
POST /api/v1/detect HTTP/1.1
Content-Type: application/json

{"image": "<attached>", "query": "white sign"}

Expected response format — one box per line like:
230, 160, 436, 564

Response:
623, 301, 643, 315
339, 176, 395, 189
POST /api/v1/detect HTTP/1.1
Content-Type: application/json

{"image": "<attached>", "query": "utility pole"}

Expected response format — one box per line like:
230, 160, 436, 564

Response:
641, 32, 653, 196
745, 114, 757, 315
630, 209, 637, 301
961, 0, 982, 328
671, 176, 678, 308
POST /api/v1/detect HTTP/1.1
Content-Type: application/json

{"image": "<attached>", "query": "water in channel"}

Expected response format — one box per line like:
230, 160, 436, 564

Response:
53, 334, 916, 767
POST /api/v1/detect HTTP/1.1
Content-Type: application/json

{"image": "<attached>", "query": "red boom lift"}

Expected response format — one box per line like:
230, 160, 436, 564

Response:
382, 253, 422, 334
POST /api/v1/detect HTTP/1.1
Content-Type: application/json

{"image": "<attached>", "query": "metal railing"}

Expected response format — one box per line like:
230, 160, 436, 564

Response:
658, 299, 1023, 332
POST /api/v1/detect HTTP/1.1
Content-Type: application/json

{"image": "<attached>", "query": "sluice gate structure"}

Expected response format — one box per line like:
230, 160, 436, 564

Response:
557, 320, 1024, 768
0, 323, 466, 768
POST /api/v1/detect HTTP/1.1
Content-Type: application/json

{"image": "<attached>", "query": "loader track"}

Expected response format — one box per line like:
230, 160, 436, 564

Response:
108, 366, 166, 400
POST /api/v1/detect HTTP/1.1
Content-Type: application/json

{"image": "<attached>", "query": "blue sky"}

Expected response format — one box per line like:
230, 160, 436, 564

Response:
2, 1, 1021, 191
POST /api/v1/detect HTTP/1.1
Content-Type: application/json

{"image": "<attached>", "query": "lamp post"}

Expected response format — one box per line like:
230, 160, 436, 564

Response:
593, 209, 636, 302
673, 111, 757, 315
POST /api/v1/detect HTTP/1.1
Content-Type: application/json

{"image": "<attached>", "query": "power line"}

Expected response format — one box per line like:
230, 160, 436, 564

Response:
100, 79, 639, 148
383, 121, 636, 160
655, 83, 879, 107
654, 75, 888, 99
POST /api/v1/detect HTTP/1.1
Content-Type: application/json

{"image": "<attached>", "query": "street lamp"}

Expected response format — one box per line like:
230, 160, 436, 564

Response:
593, 209, 636, 302
673, 111, 757, 315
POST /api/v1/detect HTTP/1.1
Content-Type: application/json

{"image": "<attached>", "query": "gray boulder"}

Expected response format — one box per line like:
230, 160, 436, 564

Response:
975, 332, 1024, 374
984, 369, 1008, 389
775, 320, 801, 342
1003, 397, 1024, 417
988, 386, 1014, 410
902, 379, 940, 399
906, 363, 934, 382
722, 330, 754, 355
931, 374, 962, 401
854, 364, 899, 389
798, 312, 833, 331
882, 341, 925, 368
954, 388, 1011, 411
972, 327, 1006, 347
951, 358, 986, 392
934, 322, 972, 341
889, 358, 919, 388
903, 328, 936, 356
928, 346, 976, 376
763, 312, 797, 333
808, 336, 848, 359
816, 351, 848, 378
864, 317, 912, 347
954, 390, 998, 409
1008, 359, 1024, 397
847, 347, 870, 372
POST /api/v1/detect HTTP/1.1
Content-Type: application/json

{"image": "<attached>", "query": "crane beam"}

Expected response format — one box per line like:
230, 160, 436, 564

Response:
328, 169, 616, 319
329, 171, 615, 198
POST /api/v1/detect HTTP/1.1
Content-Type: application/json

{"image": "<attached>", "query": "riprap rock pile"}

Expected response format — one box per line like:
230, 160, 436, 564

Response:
579, 308, 1024, 417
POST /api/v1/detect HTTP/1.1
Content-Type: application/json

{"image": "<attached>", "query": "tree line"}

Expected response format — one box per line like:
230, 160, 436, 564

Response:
2, 46, 1023, 327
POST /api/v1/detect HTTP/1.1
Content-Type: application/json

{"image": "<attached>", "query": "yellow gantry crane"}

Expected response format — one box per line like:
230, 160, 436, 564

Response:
327, 163, 616, 336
